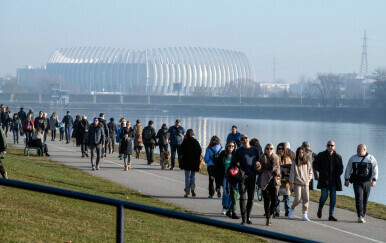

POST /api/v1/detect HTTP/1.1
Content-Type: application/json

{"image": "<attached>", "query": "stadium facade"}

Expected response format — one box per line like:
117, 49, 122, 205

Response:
46, 47, 255, 94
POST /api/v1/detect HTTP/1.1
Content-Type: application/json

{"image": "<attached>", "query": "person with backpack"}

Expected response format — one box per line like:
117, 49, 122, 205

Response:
217, 140, 238, 216
142, 120, 157, 165
166, 119, 185, 170
230, 134, 260, 225
256, 143, 280, 226
204, 136, 224, 198
344, 144, 378, 223
178, 129, 202, 198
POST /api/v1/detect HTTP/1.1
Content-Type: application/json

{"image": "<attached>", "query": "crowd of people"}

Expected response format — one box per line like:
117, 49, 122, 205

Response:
0, 105, 379, 226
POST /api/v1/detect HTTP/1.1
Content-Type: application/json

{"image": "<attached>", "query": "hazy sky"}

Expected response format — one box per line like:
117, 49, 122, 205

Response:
1, 0, 386, 83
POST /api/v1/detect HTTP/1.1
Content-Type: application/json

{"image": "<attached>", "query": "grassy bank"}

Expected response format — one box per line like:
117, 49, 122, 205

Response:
0, 146, 265, 243
136, 150, 386, 220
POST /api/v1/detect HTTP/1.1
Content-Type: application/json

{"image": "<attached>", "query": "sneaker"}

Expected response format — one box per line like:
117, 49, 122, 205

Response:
3, 171, 8, 179
358, 216, 366, 223
92, 166, 95, 171
45, 153, 50, 157
170, 167, 174, 170
96, 166, 100, 170
231, 212, 240, 219
217, 189, 221, 198
208, 195, 214, 198
120, 156, 123, 160
221, 209, 227, 215
328, 215, 337, 221
302, 213, 310, 221
288, 208, 294, 219
246, 218, 252, 224
317, 208, 322, 219
191, 190, 196, 197
226, 210, 232, 218
285, 211, 289, 217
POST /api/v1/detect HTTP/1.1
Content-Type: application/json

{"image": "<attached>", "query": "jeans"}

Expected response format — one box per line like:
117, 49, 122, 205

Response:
108, 134, 115, 153
144, 143, 155, 164
319, 182, 337, 216
354, 181, 371, 217
184, 170, 195, 190
222, 175, 232, 208
275, 195, 290, 212
123, 154, 131, 166
65, 125, 72, 143
24, 130, 32, 144
170, 144, 181, 168
81, 143, 88, 156
12, 130, 19, 143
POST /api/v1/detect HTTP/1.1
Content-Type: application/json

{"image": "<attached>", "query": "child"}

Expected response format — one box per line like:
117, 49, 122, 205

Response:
59, 122, 65, 141
288, 147, 313, 221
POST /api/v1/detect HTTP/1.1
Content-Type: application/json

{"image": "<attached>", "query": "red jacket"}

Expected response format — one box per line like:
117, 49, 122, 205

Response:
22, 119, 34, 131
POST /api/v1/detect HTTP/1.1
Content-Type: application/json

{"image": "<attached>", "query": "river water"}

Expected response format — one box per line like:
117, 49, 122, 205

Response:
44, 108, 386, 204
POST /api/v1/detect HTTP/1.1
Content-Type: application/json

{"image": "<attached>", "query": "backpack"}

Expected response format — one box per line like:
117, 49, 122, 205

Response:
209, 147, 222, 165
143, 128, 152, 140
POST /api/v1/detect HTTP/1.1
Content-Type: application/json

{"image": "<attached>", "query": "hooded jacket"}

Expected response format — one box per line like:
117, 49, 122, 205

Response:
87, 123, 105, 146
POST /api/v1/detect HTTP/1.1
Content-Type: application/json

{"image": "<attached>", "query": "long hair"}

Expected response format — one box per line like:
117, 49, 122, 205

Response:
250, 138, 263, 154
184, 129, 195, 140
207, 135, 222, 149
295, 147, 307, 166
276, 142, 287, 156
225, 140, 237, 157
51, 112, 57, 118
264, 143, 274, 156
161, 123, 168, 130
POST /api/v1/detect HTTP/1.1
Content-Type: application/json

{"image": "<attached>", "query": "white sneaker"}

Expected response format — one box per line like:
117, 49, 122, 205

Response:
358, 216, 366, 223
221, 209, 227, 215
288, 208, 294, 219
302, 213, 310, 221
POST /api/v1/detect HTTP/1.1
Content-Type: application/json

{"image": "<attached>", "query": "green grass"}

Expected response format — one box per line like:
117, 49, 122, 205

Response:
0, 146, 265, 243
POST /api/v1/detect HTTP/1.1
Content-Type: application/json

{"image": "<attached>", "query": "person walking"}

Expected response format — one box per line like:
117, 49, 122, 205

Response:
275, 142, 292, 217
107, 117, 117, 154
230, 134, 260, 225
167, 119, 185, 170
59, 122, 65, 141
72, 115, 81, 146
18, 107, 27, 125
256, 143, 280, 226
119, 121, 135, 171
178, 129, 202, 197
77, 116, 90, 158
226, 125, 241, 149
142, 121, 157, 165
10, 113, 22, 144
344, 144, 378, 223
301, 141, 317, 191
133, 120, 144, 159
1, 107, 10, 137
62, 111, 74, 144
314, 140, 343, 221
21, 113, 34, 145
288, 147, 313, 221
0, 126, 8, 179
217, 141, 238, 216
34, 111, 46, 134
49, 112, 59, 141
98, 113, 109, 157
87, 118, 105, 171
116, 120, 127, 159
156, 124, 169, 154
204, 136, 224, 198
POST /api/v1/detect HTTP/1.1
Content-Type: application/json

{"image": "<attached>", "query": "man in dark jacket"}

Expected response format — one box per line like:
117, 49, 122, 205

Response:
98, 113, 109, 158
314, 140, 343, 221
18, 107, 27, 124
88, 118, 105, 170
62, 111, 74, 144
142, 120, 157, 165
0, 126, 8, 179
107, 117, 117, 154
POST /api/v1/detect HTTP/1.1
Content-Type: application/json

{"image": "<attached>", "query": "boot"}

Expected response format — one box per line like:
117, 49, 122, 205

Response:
266, 215, 272, 226
231, 212, 240, 219
184, 189, 190, 197
127, 164, 131, 170
124, 165, 128, 171
190, 184, 196, 197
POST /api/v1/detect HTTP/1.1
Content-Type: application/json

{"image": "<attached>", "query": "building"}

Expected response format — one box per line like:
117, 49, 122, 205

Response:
46, 47, 255, 94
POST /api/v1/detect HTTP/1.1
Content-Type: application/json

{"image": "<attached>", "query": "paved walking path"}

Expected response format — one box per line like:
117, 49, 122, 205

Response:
9, 138, 386, 243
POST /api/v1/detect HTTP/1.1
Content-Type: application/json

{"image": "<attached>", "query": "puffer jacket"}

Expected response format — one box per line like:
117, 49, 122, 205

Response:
87, 123, 105, 146
119, 127, 135, 155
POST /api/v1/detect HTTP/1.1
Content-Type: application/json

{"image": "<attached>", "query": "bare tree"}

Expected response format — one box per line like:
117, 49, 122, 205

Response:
372, 67, 386, 107
314, 73, 343, 108
1, 77, 25, 93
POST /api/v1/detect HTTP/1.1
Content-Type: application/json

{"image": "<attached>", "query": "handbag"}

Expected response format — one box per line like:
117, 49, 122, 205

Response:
272, 176, 281, 187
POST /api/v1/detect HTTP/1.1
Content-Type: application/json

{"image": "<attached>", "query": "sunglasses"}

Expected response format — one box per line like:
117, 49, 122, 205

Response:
240, 137, 248, 141
327, 144, 335, 147
93, 120, 98, 122
278, 147, 284, 150
227, 145, 235, 147
265, 148, 273, 150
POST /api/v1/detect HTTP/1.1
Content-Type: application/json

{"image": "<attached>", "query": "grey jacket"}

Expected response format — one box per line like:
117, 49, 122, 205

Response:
87, 123, 105, 146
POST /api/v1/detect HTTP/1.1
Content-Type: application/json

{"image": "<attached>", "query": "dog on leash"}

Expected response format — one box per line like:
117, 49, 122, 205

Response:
160, 151, 171, 169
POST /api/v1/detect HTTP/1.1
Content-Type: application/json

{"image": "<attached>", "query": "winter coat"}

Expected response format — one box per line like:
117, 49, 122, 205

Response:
18, 110, 27, 123
314, 150, 344, 191
87, 123, 105, 146
72, 118, 80, 138
77, 120, 89, 144
256, 153, 280, 190
215, 150, 235, 185
1, 112, 10, 125
133, 124, 144, 146
278, 155, 292, 196
107, 121, 117, 137
49, 116, 59, 131
22, 118, 34, 131
119, 127, 135, 155
226, 132, 241, 149
142, 126, 156, 144
304, 149, 318, 180
156, 128, 168, 146
178, 137, 202, 171
289, 160, 313, 186
98, 117, 109, 138
34, 116, 47, 131
10, 118, 22, 131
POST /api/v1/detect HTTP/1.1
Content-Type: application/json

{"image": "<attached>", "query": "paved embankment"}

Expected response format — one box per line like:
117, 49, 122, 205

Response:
9, 138, 386, 243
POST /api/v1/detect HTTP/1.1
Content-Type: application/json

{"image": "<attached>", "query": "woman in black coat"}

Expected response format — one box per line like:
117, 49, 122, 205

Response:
156, 124, 168, 153
77, 116, 90, 158
119, 122, 135, 171
178, 129, 202, 198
